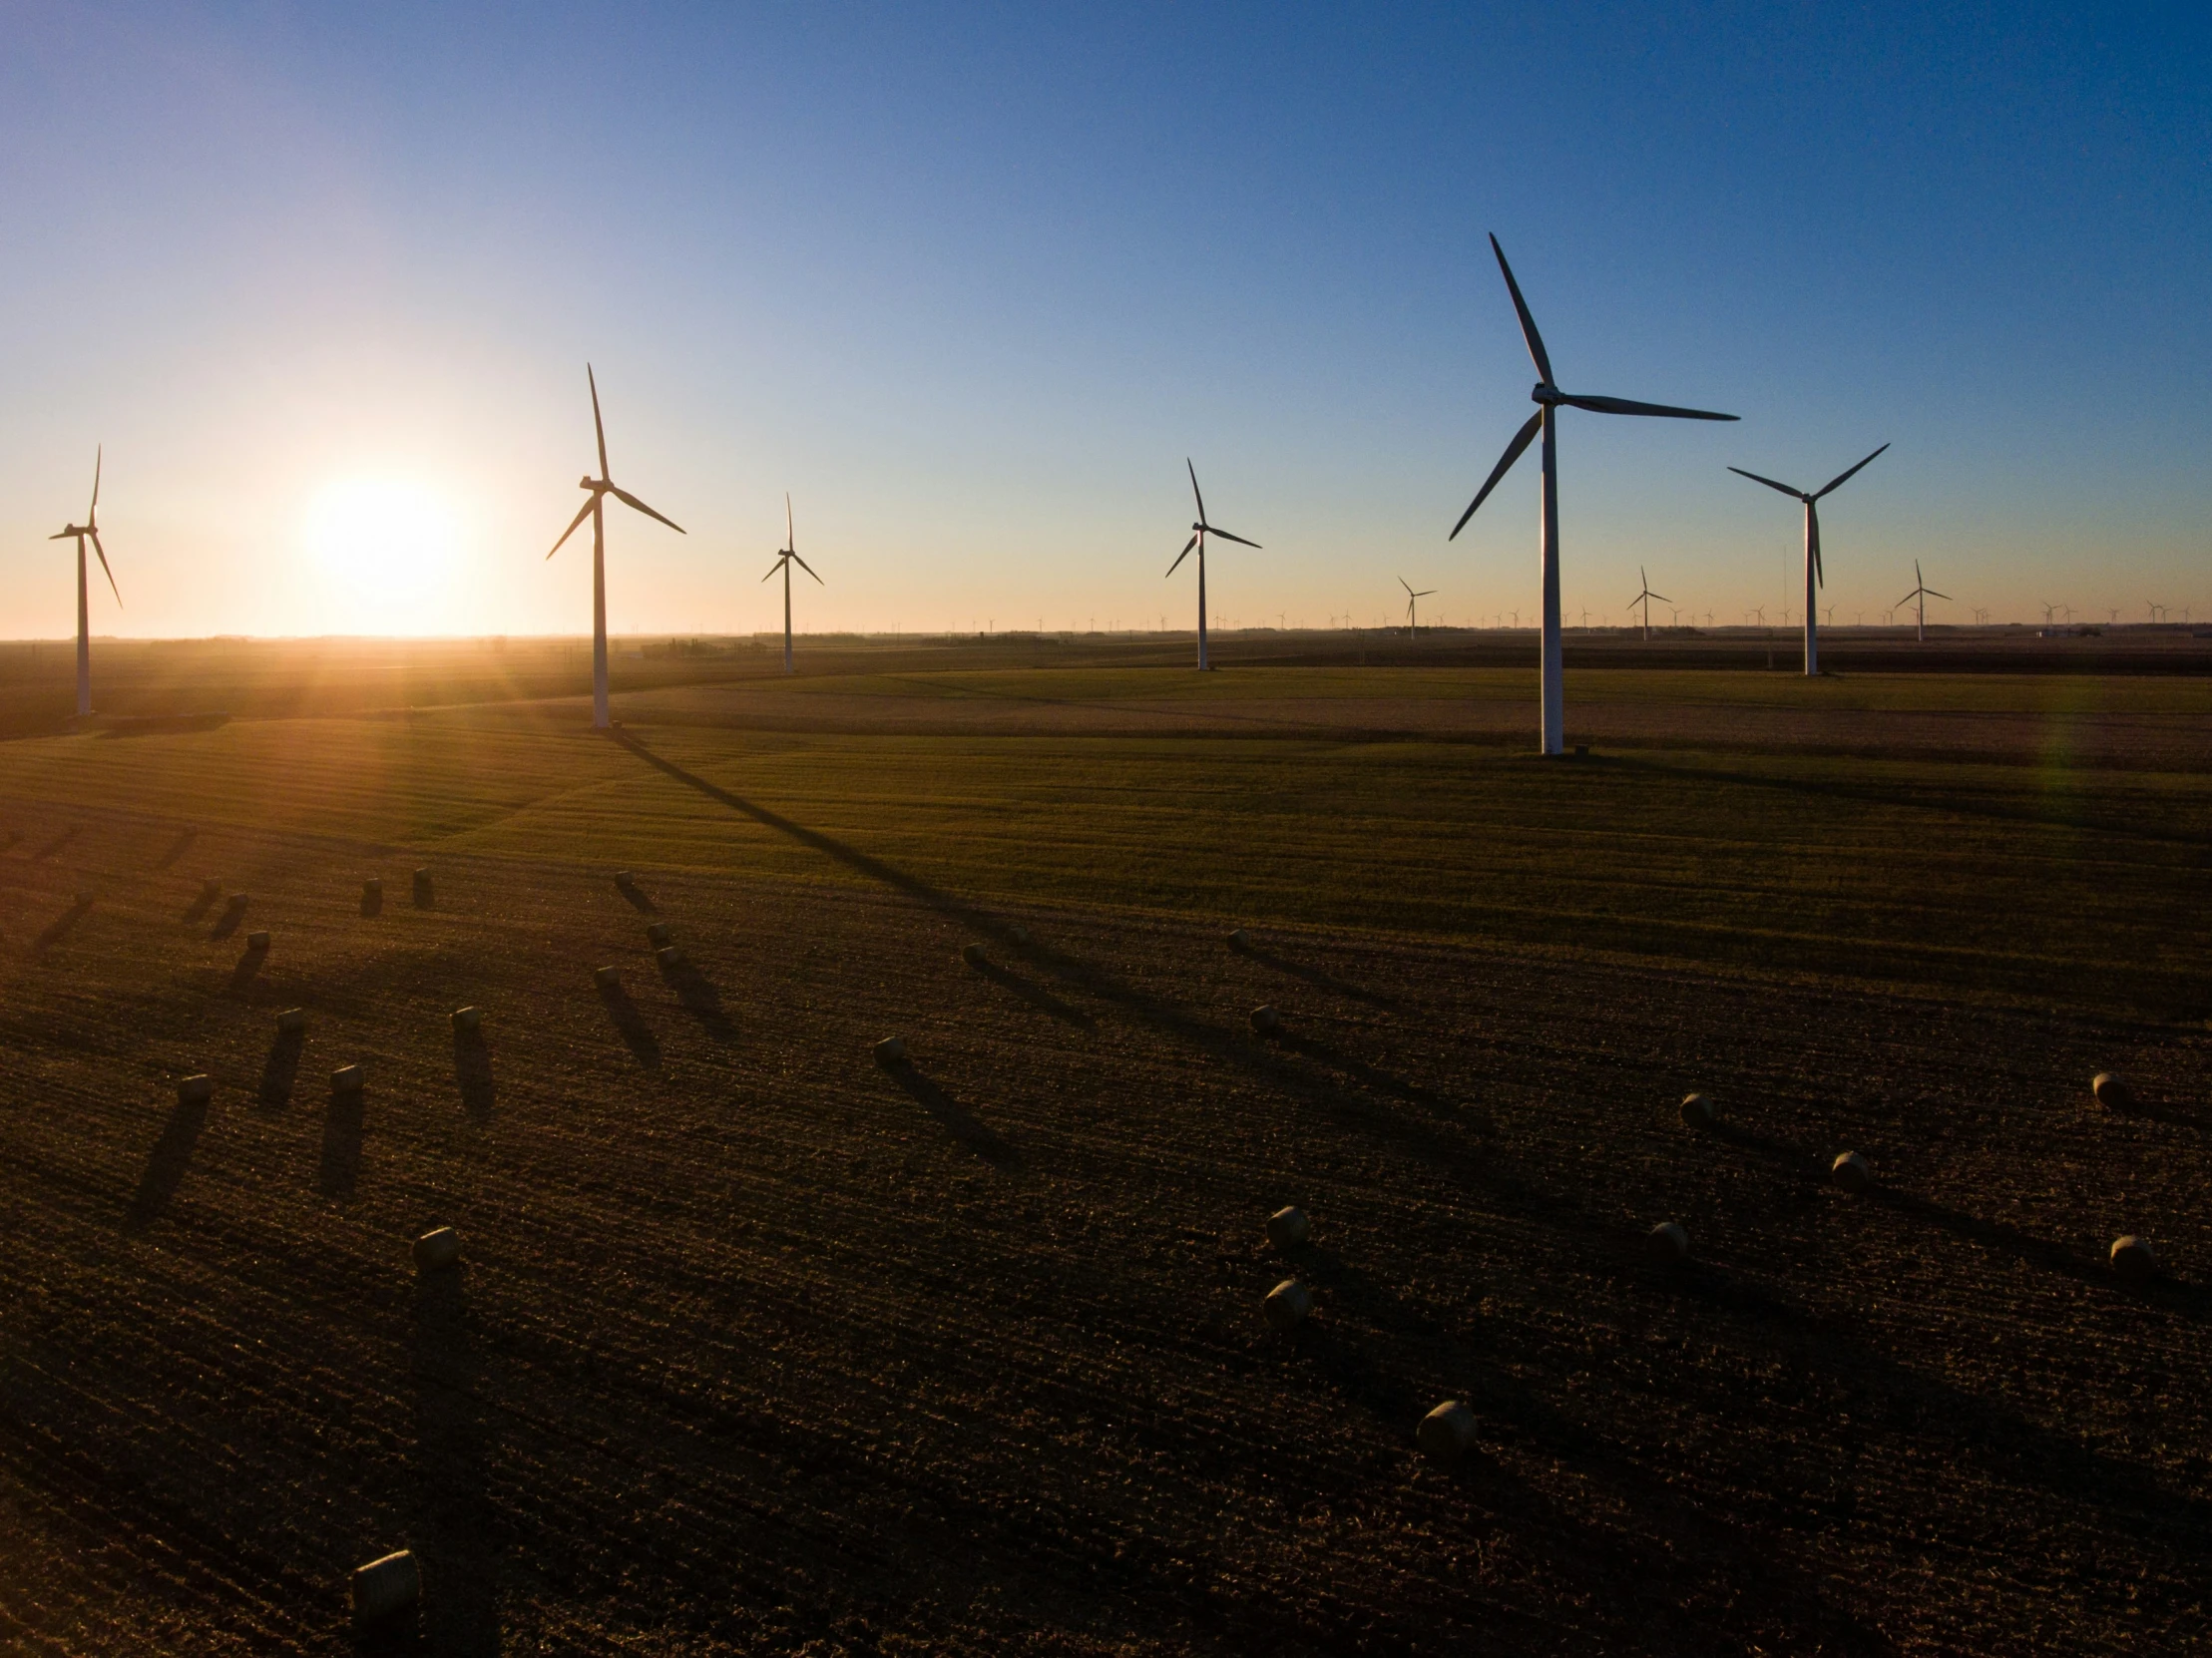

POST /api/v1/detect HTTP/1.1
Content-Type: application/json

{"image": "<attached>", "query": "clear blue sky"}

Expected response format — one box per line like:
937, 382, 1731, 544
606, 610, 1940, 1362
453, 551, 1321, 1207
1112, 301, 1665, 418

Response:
4, 2, 2206, 637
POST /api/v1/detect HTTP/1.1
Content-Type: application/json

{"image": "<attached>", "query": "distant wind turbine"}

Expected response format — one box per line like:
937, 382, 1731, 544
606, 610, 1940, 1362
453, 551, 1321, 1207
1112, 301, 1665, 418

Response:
1400, 578, 1437, 637
1166, 460, 1259, 670
49, 446, 121, 718
1628, 566, 1669, 640
547, 366, 684, 728
761, 494, 822, 674
1896, 561, 1950, 642
1449, 234, 1736, 753
1727, 442, 1887, 675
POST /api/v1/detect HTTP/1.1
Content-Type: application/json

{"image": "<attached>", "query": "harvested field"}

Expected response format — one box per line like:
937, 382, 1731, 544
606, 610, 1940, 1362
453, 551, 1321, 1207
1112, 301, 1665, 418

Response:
0, 649, 2206, 1654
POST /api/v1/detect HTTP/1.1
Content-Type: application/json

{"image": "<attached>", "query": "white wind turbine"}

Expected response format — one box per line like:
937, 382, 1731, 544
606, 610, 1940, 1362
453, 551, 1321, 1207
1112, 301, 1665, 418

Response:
1896, 561, 1949, 642
48, 447, 121, 718
1628, 566, 1669, 641
1726, 443, 1887, 675
546, 366, 684, 728
1165, 459, 1259, 670
1450, 235, 1736, 753
762, 494, 822, 674
1400, 578, 1437, 637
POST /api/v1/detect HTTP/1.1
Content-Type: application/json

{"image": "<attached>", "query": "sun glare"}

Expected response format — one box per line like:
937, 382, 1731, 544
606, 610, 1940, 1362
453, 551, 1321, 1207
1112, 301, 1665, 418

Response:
304, 477, 462, 632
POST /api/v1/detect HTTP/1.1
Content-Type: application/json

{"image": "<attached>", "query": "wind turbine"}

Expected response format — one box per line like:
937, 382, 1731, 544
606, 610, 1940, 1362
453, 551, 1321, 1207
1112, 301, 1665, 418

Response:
1726, 442, 1887, 676
1400, 578, 1437, 637
1896, 561, 1950, 642
1450, 235, 1736, 754
761, 494, 822, 674
1165, 460, 1258, 670
1628, 567, 1669, 640
49, 446, 121, 718
546, 366, 684, 728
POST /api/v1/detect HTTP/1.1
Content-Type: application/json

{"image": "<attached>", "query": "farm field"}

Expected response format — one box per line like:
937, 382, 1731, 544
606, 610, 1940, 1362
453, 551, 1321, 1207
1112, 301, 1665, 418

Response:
0, 648, 2207, 1654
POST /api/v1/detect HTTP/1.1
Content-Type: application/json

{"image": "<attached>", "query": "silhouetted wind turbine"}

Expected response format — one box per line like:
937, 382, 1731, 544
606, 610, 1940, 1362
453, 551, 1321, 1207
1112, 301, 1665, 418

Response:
546, 366, 684, 728
49, 446, 121, 718
762, 493, 821, 674
1896, 561, 1949, 642
1166, 460, 1258, 670
1726, 443, 1886, 676
1628, 566, 1669, 641
1450, 235, 1736, 753
1400, 578, 1437, 638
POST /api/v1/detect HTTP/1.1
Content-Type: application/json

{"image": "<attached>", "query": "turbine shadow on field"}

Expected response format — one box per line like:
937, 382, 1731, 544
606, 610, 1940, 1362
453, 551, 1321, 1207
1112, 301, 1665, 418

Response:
320, 1085, 364, 1197
210, 897, 248, 942
258, 1029, 305, 1109
360, 882, 383, 919
34, 896, 93, 954
229, 939, 269, 993
971, 958, 1094, 1029
881, 1061, 1018, 1165
182, 885, 219, 925
657, 954, 735, 1041
1239, 941, 1402, 1009
454, 1030, 496, 1119
1277, 1029, 1439, 1107
154, 826, 197, 871
32, 825, 81, 861
410, 1266, 499, 1657
125, 1090, 211, 1232
615, 873, 657, 914
598, 981, 662, 1068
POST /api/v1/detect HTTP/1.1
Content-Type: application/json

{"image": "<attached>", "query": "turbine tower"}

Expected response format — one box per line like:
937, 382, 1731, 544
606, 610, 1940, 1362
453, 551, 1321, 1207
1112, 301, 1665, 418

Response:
1896, 561, 1949, 642
49, 447, 121, 718
1165, 459, 1258, 670
1400, 578, 1437, 637
1726, 443, 1887, 675
546, 366, 684, 728
1628, 566, 1669, 641
762, 493, 822, 674
1450, 235, 1736, 754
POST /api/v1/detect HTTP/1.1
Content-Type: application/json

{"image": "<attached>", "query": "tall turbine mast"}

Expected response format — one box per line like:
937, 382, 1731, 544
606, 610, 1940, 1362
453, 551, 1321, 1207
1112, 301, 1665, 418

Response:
1166, 460, 1258, 671
1628, 566, 1670, 642
48, 446, 121, 718
762, 493, 822, 674
1727, 443, 1887, 675
1450, 236, 1736, 753
1400, 578, 1437, 638
1896, 561, 1950, 643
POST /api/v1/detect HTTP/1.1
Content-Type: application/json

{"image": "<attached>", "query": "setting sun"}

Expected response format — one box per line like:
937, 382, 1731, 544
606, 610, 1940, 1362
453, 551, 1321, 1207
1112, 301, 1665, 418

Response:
303, 477, 461, 632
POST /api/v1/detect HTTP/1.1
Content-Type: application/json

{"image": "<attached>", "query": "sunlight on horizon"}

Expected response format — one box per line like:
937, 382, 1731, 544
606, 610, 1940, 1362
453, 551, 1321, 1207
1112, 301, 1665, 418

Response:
303, 477, 465, 634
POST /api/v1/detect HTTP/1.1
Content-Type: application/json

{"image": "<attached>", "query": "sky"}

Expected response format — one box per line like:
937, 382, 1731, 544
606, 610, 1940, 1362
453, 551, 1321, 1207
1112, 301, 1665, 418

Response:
3, 2, 2207, 639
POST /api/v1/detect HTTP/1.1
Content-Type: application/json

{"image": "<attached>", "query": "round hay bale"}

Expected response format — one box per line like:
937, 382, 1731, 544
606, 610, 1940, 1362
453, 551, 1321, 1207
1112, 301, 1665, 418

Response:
1226, 928, 1249, 951
1249, 1005, 1283, 1036
412, 1226, 462, 1271
276, 1007, 307, 1034
246, 930, 270, 951
874, 1035, 908, 1065
1830, 1151, 1872, 1194
450, 1007, 482, 1034
961, 942, 987, 968
1265, 1205, 1310, 1251
593, 966, 621, 990
656, 945, 682, 968
177, 1074, 214, 1105
1263, 1278, 1313, 1331
226, 892, 249, 910
1009, 926, 1031, 947
646, 922, 672, 948
362, 877, 382, 897
1417, 1400, 1478, 1466
1644, 1221, 1690, 1264
2110, 1235, 2159, 1282
1679, 1092, 1716, 1129
350, 1549, 420, 1625
2092, 1071, 2133, 1113
331, 1063, 365, 1094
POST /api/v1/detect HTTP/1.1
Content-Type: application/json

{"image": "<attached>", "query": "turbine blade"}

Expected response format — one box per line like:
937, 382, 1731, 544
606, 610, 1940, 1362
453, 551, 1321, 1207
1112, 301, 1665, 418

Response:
1185, 457, 1207, 527
1813, 441, 1889, 500
547, 495, 596, 559
762, 557, 784, 582
1560, 392, 1736, 421
1488, 234, 1552, 384
1209, 527, 1260, 550
1166, 535, 1198, 577
1415, 589, 1436, 598
89, 528, 120, 606
1401, 577, 1413, 596
1925, 589, 1951, 601
1450, 409, 1543, 540
610, 485, 684, 535
786, 491, 794, 550
90, 444, 102, 515
792, 552, 824, 584
588, 365, 609, 479
1649, 590, 1670, 604
1729, 466, 1805, 498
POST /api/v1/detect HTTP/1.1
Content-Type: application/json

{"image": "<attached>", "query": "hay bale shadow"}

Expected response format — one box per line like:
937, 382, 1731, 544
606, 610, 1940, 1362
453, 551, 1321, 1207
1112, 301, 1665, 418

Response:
614, 874, 657, 914
1277, 1029, 1436, 1106
411, 874, 434, 911
657, 954, 735, 1042
34, 897, 93, 954
320, 1087, 365, 1197
229, 940, 269, 993
361, 884, 383, 919
972, 958, 1095, 1030
597, 981, 662, 1068
410, 1267, 497, 1655
453, 1030, 495, 1120
210, 897, 248, 942
154, 827, 198, 871
1, 829, 19, 854
182, 885, 220, 925
258, 1029, 305, 1109
881, 1060, 1018, 1166
31, 825, 80, 862
125, 1091, 212, 1232
1240, 941, 1402, 1010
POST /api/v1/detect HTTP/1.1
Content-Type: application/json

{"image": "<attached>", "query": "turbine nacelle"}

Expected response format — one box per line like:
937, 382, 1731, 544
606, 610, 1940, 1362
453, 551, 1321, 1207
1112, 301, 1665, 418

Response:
1531, 382, 1562, 405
